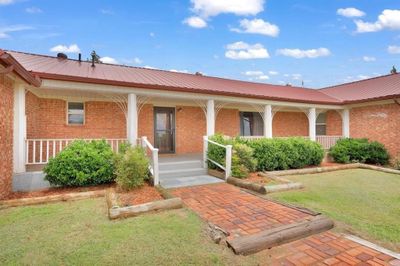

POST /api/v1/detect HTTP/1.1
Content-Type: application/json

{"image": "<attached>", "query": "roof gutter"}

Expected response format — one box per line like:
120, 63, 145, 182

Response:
0, 50, 41, 87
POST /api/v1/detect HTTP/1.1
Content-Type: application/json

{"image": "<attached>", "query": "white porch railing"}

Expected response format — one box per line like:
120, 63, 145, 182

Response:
141, 136, 159, 186
203, 136, 232, 179
25, 138, 127, 165
240, 135, 341, 150
316, 135, 342, 150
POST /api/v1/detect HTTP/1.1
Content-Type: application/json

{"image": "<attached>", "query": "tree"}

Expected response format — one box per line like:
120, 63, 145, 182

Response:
391, 66, 397, 74
88, 50, 101, 63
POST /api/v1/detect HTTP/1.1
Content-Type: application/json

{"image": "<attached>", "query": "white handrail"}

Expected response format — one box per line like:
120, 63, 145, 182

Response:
26, 138, 127, 165
141, 136, 159, 186
203, 136, 232, 180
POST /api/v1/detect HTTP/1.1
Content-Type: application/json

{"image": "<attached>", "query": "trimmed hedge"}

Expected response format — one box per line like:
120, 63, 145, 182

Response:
207, 135, 324, 175
329, 138, 389, 165
241, 137, 324, 171
44, 140, 115, 187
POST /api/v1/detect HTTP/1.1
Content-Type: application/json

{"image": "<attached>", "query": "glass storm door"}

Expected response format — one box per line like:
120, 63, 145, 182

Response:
154, 107, 175, 153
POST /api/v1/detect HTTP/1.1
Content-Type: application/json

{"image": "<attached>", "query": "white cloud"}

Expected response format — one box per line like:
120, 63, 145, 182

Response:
225, 41, 269, 60
269, 70, 279, 75
292, 74, 302, 80
277, 48, 331, 59
358, 75, 370, 80
355, 9, 400, 33
144, 65, 157, 69
133, 57, 142, 64
25, 7, 43, 14
184, 0, 264, 28
0, 0, 14, 5
100, 9, 114, 15
170, 69, 189, 73
257, 75, 269, 80
100, 56, 119, 64
362, 56, 376, 62
244, 70, 264, 76
337, 8, 365, 18
50, 44, 80, 54
388, 45, 400, 54
190, 0, 264, 18
183, 16, 207, 28
149, 32, 155, 37
231, 18, 279, 37
0, 25, 34, 39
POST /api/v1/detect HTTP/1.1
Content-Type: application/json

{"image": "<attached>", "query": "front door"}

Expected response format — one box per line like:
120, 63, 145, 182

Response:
154, 107, 175, 153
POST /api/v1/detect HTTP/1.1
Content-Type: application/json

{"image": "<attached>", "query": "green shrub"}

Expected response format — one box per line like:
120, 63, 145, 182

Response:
233, 143, 257, 173
206, 134, 231, 170
114, 146, 150, 190
329, 138, 389, 165
244, 137, 324, 171
44, 140, 115, 187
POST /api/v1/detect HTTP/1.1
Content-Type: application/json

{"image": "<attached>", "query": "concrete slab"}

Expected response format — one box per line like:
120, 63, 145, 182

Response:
12, 172, 50, 192
160, 175, 223, 189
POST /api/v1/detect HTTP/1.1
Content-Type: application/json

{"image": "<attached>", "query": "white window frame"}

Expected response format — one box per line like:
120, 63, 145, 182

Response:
66, 101, 85, 125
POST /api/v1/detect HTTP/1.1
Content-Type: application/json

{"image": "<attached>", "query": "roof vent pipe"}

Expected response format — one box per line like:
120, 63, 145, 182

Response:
78, 53, 82, 62
91, 55, 95, 67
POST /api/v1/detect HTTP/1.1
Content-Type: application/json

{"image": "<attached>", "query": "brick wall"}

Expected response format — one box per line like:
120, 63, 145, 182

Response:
175, 106, 206, 153
350, 103, 400, 157
273, 111, 309, 136
216, 108, 240, 136
326, 110, 342, 136
0, 75, 14, 199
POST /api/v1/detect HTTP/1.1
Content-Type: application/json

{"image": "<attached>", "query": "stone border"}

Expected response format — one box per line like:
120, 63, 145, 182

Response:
0, 190, 106, 210
263, 163, 400, 177
106, 188, 183, 220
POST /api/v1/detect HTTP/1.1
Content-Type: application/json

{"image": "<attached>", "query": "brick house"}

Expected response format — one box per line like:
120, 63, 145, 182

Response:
1, 49, 399, 197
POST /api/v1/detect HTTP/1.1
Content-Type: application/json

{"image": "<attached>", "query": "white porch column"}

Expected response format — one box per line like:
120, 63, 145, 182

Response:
308, 107, 316, 141
127, 93, 138, 145
342, 109, 350, 138
264, 104, 273, 138
13, 83, 26, 173
206, 99, 215, 136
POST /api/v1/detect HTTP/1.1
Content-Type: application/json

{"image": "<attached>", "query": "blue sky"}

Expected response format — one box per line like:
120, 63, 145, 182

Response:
1, 0, 400, 88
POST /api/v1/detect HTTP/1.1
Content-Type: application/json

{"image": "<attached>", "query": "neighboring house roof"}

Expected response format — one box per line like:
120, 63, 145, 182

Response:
6, 50, 341, 105
3, 50, 400, 105
0, 50, 41, 86
320, 73, 400, 103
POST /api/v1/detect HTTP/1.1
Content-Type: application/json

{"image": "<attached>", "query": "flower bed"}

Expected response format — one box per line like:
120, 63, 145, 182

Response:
116, 183, 164, 206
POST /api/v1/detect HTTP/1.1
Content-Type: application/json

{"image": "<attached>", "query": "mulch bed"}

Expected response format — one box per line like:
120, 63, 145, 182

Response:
117, 183, 164, 207
5, 183, 114, 200
244, 173, 282, 185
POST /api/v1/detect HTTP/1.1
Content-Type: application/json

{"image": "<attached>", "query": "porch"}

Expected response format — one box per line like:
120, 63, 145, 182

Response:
12, 79, 350, 190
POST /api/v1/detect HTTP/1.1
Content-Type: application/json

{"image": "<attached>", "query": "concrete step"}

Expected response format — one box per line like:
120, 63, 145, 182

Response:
159, 160, 203, 171
160, 174, 223, 189
159, 167, 207, 179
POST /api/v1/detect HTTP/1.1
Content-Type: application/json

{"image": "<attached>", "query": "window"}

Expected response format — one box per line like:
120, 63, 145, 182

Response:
316, 112, 326, 135
240, 112, 264, 136
67, 102, 84, 125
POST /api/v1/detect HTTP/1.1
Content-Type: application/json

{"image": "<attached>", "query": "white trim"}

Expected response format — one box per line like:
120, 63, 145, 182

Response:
206, 99, 215, 136
40, 79, 345, 110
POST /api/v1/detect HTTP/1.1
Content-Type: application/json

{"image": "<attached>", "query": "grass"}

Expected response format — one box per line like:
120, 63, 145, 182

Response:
269, 169, 400, 251
0, 198, 259, 265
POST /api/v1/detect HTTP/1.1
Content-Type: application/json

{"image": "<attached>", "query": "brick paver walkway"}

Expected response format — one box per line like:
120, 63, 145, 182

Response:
171, 183, 399, 265
172, 183, 312, 237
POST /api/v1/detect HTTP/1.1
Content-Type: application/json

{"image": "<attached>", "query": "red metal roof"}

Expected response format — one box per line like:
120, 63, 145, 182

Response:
5, 50, 400, 105
320, 73, 400, 103
6, 50, 341, 105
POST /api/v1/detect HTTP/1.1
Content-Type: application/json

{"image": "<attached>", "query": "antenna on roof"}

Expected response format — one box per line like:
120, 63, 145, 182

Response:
391, 66, 397, 74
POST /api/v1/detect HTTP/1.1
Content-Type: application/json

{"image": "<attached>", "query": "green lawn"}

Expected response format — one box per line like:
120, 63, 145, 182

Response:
269, 169, 400, 252
0, 198, 258, 265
